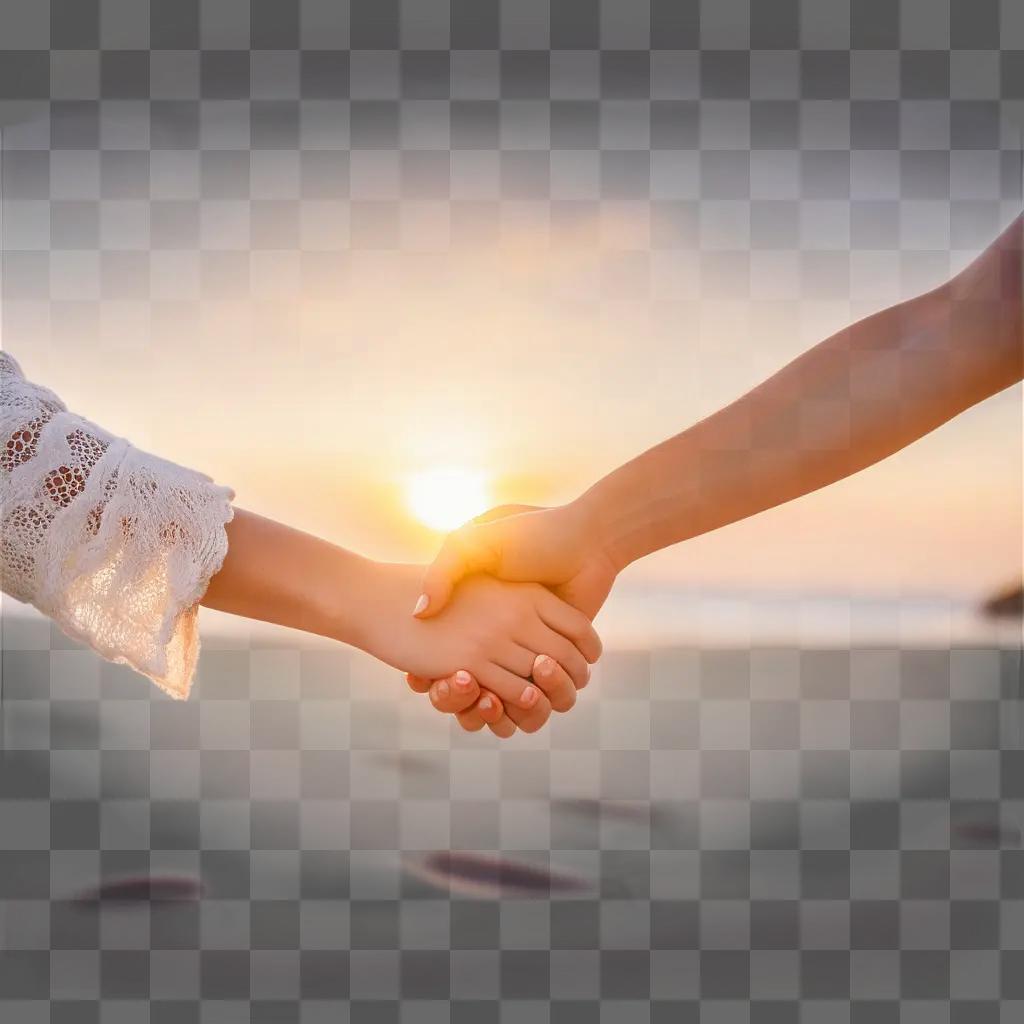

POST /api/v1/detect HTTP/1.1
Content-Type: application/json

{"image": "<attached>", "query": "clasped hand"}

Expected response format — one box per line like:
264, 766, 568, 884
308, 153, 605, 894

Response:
404, 502, 619, 739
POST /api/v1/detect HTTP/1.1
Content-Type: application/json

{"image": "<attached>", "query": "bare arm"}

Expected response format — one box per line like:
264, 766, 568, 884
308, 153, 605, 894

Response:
200, 507, 375, 646
201, 508, 600, 729
415, 214, 1022, 613
586, 213, 1023, 570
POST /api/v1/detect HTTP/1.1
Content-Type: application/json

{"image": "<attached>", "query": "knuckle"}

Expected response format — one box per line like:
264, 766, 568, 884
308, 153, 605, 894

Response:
504, 708, 525, 728
512, 598, 536, 622
452, 693, 476, 714
552, 688, 577, 713
574, 617, 596, 647
465, 639, 488, 665
495, 611, 516, 636
554, 664, 577, 691
565, 614, 586, 640
452, 524, 490, 565
511, 602, 532, 630
447, 527, 473, 554
522, 704, 551, 732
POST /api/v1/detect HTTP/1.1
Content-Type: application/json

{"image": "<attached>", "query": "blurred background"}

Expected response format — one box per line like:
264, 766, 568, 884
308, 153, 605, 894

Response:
1, 1, 1022, 1020
2, 0, 1022, 638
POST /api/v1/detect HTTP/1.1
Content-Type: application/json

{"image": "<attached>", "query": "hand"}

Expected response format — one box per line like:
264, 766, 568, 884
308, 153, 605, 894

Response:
354, 561, 601, 722
406, 652, 586, 738
413, 502, 618, 620
406, 502, 616, 737
406, 669, 519, 738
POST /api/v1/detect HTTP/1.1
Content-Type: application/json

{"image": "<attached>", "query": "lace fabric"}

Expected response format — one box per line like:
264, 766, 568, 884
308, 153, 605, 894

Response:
0, 351, 235, 699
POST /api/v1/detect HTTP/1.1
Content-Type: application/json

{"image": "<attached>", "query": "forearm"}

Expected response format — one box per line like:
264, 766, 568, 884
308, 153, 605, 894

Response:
200, 507, 378, 648
201, 509, 599, 719
583, 214, 1022, 570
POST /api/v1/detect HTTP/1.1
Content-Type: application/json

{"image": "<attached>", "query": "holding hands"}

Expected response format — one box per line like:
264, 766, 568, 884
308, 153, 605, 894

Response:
355, 559, 601, 737
197, 508, 603, 733
8, 214, 1016, 714
407, 501, 619, 737
415, 502, 618, 621
203, 213, 1018, 738
409, 210, 1022, 738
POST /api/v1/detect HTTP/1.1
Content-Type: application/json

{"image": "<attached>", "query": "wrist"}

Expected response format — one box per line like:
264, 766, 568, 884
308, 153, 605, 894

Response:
324, 559, 422, 665
317, 553, 387, 652
568, 488, 630, 575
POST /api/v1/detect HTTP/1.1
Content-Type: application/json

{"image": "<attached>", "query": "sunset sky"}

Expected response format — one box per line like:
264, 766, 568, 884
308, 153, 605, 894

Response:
20, 208, 1021, 604
3, 40, 1020, 609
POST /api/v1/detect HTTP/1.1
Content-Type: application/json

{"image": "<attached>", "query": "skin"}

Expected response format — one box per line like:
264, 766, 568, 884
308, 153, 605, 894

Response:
200, 509, 601, 728
405, 647, 585, 737
405, 653, 574, 738
415, 212, 1023, 731
405, 502, 613, 735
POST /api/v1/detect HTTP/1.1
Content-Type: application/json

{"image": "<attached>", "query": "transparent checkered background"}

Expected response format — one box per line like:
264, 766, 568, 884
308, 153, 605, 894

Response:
2, 1, 1023, 1021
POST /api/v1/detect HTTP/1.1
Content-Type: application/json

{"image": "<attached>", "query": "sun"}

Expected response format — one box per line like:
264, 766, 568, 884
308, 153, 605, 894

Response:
406, 467, 492, 532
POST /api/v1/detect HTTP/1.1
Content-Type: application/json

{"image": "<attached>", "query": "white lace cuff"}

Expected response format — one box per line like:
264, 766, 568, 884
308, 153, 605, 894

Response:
2, 351, 235, 700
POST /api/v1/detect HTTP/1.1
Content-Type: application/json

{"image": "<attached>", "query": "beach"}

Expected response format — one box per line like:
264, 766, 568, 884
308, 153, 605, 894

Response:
1, 602, 1019, 1013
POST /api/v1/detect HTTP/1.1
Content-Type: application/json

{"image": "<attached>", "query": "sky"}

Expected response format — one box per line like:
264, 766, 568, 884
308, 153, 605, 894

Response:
21, 206, 1021, 604
2, 8, 1021, 606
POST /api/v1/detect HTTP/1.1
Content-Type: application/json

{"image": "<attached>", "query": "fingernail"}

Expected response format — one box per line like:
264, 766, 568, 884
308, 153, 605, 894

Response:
436, 681, 449, 700
478, 695, 492, 711
535, 655, 553, 678
520, 684, 539, 708
454, 670, 473, 690
413, 594, 429, 616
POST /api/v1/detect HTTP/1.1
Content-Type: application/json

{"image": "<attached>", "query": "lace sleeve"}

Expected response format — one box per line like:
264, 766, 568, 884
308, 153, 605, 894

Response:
0, 351, 235, 700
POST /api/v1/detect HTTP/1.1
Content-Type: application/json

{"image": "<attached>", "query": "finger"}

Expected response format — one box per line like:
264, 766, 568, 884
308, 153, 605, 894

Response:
455, 706, 486, 732
475, 690, 517, 738
479, 662, 553, 718
474, 688, 507, 725
487, 714, 518, 739
523, 623, 589, 693
537, 589, 603, 664
414, 525, 497, 619
492, 644, 561, 712
530, 653, 578, 713
503, 699, 552, 735
405, 673, 432, 695
429, 670, 482, 714
495, 640, 542, 681
504, 630, 578, 708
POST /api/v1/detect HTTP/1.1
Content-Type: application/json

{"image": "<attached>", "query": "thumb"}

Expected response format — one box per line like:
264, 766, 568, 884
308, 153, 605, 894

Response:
413, 525, 498, 618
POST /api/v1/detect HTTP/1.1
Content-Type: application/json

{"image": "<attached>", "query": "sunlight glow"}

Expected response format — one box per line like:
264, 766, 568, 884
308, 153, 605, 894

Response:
406, 467, 492, 532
